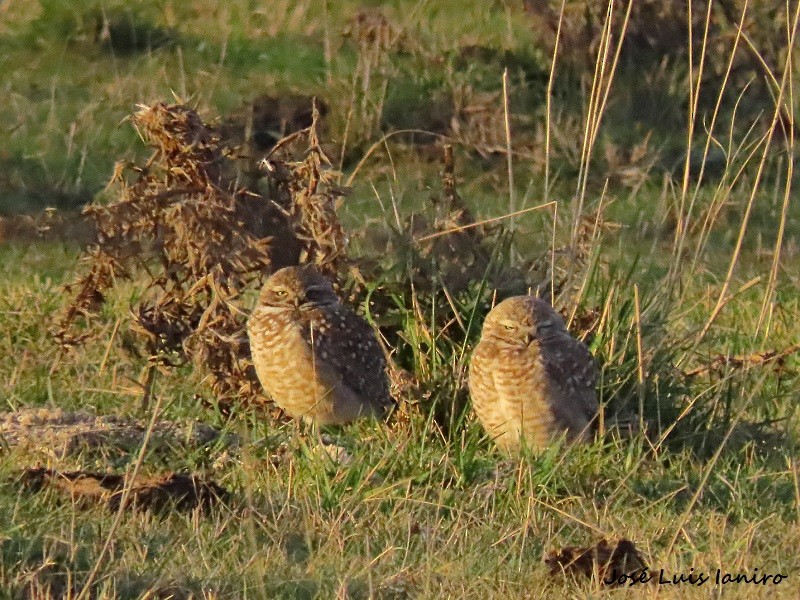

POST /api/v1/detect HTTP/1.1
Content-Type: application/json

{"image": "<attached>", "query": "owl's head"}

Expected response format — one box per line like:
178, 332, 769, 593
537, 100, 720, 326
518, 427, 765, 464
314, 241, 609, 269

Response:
481, 295, 565, 346
257, 266, 339, 309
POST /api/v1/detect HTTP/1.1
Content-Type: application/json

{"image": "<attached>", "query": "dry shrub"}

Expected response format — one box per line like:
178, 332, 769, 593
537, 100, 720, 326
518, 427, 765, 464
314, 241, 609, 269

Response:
56, 102, 347, 412
525, 1, 742, 66
450, 85, 535, 161
274, 119, 349, 276
340, 9, 408, 146
523, 0, 791, 100
220, 94, 329, 154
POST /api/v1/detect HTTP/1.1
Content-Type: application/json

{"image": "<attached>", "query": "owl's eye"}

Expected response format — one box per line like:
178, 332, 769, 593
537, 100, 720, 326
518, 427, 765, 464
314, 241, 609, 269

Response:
503, 323, 515, 331
274, 289, 288, 298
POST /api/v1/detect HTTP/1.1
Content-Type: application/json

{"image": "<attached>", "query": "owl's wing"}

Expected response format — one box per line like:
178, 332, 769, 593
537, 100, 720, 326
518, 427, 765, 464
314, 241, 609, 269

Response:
304, 304, 392, 412
538, 333, 599, 437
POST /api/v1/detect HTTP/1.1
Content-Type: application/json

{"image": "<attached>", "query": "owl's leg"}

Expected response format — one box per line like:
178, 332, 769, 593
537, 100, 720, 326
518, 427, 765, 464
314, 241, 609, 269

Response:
293, 416, 323, 448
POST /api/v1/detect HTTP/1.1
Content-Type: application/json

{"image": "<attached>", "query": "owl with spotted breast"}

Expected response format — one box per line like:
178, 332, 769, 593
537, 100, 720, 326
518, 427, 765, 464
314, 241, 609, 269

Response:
247, 266, 392, 425
469, 295, 598, 452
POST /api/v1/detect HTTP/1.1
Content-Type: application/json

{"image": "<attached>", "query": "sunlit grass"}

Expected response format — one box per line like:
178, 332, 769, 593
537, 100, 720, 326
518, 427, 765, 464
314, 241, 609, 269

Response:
1, 0, 799, 597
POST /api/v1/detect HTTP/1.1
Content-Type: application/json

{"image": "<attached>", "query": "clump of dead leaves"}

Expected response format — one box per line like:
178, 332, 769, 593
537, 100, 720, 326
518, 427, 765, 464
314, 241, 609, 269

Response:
545, 538, 649, 586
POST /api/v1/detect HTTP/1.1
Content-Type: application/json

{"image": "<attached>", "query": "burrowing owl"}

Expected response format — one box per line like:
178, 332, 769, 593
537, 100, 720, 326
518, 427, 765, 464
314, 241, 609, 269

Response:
247, 266, 391, 425
469, 295, 598, 452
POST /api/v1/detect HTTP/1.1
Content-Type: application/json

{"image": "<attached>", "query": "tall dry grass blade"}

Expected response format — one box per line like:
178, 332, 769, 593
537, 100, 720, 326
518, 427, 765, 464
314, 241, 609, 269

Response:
76, 374, 164, 600
757, 0, 800, 336
698, 2, 800, 342
572, 0, 632, 243
633, 284, 644, 429
502, 69, 515, 235
671, 6, 693, 267
719, 0, 782, 94
690, 85, 761, 271
792, 458, 800, 523
548, 200, 558, 303
543, 0, 567, 206
414, 202, 555, 243
670, 0, 714, 285
664, 382, 761, 556
323, 0, 332, 86
685, 1, 748, 275
565, 182, 609, 327
573, 0, 613, 237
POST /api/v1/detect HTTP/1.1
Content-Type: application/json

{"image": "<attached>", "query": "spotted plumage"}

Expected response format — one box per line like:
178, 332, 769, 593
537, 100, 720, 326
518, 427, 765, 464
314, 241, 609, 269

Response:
468, 295, 598, 452
247, 266, 391, 424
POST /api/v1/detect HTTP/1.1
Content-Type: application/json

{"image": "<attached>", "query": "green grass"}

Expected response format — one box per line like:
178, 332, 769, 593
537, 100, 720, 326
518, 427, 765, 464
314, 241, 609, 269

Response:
2, 0, 800, 597
1, 235, 798, 598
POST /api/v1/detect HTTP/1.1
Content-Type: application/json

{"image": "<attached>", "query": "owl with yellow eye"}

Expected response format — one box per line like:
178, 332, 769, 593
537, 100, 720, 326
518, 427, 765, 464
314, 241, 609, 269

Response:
247, 266, 392, 425
468, 295, 598, 453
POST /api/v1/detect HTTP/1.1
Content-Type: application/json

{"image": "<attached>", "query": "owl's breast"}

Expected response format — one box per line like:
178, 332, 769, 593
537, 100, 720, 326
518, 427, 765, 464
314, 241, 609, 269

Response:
247, 308, 337, 421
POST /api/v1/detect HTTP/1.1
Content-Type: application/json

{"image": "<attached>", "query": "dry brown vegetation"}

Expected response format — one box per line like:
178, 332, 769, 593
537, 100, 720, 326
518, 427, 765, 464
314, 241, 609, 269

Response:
524, 0, 790, 81
54, 102, 351, 413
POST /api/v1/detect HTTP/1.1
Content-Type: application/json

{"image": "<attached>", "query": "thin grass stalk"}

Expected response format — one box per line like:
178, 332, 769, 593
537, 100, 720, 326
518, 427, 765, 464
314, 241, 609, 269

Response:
543, 0, 567, 206
176, 46, 187, 101
673, 0, 696, 264
792, 458, 800, 523
698, 3, 800, 341
209, 19, 230, 98
670, 0, 712, 292
675, 0, 714, 248
585, 1, 633, 153
548, 200, 558, 303
414, 202, 555, 243
530, 494, 606, 537
664, 380, 764, 555
757, 0, 800, 335
564, 178, 609, 327
685, 2, 748, 275
76, 370, 164, 600
573, 0, 633, 242
573, 0, 613, 239
337, 70, 358, 172
515, 491, 534, 571
691, 83, 761, 269
97, 318, 121, 376
502, 69, 515, 233
633, 284, 644, 429
732, 15, 783, 94
323, 0, 332, 86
